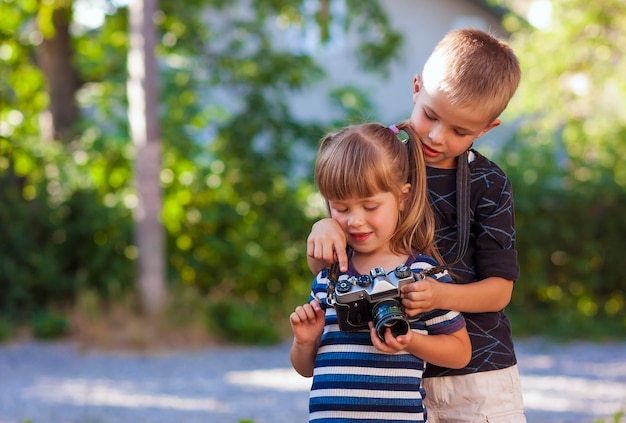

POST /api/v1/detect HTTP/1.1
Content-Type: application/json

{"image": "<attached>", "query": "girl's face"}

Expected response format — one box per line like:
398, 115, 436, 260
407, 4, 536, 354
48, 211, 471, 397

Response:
328, 187, 408, 258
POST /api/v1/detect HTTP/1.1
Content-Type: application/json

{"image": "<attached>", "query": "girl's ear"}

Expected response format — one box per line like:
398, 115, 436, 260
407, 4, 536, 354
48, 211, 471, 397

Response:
399, 183, 411, 211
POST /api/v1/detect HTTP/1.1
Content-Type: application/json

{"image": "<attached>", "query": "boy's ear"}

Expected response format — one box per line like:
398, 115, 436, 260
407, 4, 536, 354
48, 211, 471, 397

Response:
412, 75, 422, 99
478, 119, 501, 138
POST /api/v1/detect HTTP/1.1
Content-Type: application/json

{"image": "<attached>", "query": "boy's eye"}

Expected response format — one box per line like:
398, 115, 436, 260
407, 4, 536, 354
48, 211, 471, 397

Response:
424, 110, 436, 121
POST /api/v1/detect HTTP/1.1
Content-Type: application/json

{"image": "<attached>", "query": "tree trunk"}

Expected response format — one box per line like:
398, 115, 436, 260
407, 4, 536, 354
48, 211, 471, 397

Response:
37, 4, 80, 142
127, 0, 167, 314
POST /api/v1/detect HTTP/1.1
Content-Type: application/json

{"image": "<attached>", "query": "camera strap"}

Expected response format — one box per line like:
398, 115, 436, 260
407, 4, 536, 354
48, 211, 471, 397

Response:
326, 262, 340, 294
422, 150, 471, 277
451, 149, 471, 267
325, 248, 349, 304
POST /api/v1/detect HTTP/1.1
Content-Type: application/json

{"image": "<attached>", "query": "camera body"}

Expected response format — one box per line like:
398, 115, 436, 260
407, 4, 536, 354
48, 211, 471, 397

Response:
328, 264, 425, 341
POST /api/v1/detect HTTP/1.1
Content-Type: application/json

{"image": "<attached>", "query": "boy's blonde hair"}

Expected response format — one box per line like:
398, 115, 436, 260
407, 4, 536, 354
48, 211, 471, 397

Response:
315, 122, 441, 261
423, 28, 521, 122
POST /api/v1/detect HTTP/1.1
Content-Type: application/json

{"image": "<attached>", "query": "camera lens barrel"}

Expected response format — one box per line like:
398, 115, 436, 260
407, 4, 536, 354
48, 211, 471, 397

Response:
372, 299, 409, 341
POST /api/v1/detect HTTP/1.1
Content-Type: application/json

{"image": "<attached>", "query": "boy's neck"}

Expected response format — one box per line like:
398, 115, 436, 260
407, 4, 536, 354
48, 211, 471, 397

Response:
426, 155, 458, 170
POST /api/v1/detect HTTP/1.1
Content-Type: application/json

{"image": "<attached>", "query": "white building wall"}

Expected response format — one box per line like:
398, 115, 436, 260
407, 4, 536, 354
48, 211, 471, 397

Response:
288, 0, 506, 127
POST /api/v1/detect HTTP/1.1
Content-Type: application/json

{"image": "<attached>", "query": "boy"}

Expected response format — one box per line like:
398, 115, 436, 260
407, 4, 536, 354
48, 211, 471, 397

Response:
306, 28, 526, 422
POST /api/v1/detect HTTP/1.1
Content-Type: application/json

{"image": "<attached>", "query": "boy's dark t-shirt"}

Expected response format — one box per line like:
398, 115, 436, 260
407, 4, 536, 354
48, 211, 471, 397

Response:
424, 149, 520, 377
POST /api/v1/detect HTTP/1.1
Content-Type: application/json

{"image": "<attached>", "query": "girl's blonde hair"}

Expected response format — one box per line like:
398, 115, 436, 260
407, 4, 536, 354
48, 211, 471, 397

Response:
314, 121, 442, 262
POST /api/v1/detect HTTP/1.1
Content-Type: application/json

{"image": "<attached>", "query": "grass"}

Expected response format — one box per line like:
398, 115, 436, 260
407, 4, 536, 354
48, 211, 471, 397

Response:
593, 411, 626, 423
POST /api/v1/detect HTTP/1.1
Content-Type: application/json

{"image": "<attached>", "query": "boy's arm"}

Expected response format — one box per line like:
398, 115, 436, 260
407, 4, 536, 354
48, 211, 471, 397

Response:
402, 164, 518, 315
307, 256, 328, 277
307, 218, 349, 274
401, 276, 514, 315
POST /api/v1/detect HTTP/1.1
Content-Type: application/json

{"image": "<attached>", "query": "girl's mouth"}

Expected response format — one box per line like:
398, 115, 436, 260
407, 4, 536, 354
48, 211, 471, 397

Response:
350, 232, 370, 243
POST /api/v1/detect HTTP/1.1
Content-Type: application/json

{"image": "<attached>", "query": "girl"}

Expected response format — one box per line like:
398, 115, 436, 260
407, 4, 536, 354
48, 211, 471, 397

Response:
289, 122, 471, 423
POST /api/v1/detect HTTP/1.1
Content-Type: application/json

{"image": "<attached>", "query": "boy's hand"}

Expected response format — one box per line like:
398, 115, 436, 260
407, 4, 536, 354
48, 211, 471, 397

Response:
400, 277, 443, 316
290, 300, 326, 345
307, 218, 348, 273
368, 322, 412, 353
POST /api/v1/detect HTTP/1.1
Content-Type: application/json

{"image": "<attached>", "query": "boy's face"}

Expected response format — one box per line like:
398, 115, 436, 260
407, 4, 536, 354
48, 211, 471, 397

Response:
409, 75, 500, 169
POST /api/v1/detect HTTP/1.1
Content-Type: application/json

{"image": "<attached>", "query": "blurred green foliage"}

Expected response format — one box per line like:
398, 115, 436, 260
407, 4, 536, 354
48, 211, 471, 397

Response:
31, 310, 69, 339
497, 132, 626, 340
496, 0, 626, 338
0, 0, 400, 343
0, 0, 624, 343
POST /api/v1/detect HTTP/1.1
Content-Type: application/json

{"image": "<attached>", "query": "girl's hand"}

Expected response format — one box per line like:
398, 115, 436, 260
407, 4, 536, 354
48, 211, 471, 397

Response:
368, 322, 412, 354
307, 218, 348, 273
290, 300, 325, 345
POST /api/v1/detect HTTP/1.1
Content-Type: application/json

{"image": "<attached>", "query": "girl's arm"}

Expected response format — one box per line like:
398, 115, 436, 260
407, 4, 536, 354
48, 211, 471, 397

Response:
289, 300, 326, 377
290, 338, 320, 378
405, 328, 471, 368
370, 323, 471, 369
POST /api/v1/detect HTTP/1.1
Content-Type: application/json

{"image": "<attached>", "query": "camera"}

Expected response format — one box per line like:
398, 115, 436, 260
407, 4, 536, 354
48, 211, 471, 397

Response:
327, 264, 425, 341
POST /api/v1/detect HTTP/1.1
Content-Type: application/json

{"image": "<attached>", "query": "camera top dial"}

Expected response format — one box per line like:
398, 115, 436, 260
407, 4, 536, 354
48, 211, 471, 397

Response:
336, 278, 353, 293
394, 265, 412, 279
356, 275, 371, 287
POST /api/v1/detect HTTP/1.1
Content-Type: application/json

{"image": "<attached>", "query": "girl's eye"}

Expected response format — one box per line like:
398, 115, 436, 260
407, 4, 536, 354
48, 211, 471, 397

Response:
424, 111, 436, 121
364, 205, 378, 211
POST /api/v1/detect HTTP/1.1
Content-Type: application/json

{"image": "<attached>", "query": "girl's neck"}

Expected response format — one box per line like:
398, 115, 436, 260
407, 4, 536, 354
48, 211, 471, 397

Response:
350, 250, 410, 276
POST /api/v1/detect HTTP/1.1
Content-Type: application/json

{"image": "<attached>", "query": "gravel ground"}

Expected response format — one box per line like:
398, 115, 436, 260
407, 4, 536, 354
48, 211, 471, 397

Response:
1, 338, 625, 423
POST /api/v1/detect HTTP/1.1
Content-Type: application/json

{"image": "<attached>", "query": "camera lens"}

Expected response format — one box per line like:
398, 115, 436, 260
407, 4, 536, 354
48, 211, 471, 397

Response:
372, 299, 409, 341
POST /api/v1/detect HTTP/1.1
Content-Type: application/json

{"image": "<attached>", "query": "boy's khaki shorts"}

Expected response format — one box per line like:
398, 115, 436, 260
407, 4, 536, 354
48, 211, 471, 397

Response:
423, 364, 527, 423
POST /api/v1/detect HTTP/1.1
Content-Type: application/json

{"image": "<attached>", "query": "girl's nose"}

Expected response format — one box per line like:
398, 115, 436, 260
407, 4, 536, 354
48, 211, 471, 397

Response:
347, 211, 365, 227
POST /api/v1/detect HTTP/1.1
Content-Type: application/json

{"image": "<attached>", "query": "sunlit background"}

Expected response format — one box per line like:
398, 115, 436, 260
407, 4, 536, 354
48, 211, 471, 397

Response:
1, 0, 625, 421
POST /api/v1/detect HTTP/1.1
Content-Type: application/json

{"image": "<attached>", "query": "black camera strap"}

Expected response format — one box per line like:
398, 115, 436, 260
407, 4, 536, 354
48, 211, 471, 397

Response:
421, 150, 471, 277
325, 248, 348, 303
451, 149, 471, 267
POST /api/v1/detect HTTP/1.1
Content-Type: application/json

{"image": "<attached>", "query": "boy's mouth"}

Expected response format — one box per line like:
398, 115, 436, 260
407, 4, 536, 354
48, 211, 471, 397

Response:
421, 142, 441, 157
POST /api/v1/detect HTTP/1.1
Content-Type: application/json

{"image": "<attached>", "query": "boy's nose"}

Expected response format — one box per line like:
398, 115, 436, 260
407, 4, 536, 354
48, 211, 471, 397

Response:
429, 123, 445, 144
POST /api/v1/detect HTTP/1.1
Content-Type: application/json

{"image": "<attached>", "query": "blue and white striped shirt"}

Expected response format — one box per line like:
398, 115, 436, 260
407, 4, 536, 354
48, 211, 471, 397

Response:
308, 254, 466, 423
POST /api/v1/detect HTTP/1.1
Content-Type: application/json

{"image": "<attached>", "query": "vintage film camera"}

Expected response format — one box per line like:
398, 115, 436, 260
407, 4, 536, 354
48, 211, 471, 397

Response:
327, 264, 427, 341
